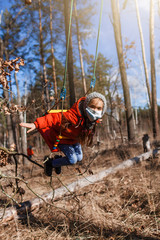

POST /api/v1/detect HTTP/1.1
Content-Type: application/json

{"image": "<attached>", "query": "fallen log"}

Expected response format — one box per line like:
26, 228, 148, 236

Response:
0, 149, 159, 223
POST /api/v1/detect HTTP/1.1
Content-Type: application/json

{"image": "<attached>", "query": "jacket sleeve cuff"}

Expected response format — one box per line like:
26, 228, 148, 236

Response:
34, 121, 38, 128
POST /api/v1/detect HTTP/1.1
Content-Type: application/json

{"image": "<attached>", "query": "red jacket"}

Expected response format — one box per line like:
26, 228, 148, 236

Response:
34, 97, 86, 151
27, 148, 34, 156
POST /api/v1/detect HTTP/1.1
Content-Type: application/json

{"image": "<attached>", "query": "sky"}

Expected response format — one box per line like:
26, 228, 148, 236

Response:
0, 0, 160, 108
84, 0, 160, 108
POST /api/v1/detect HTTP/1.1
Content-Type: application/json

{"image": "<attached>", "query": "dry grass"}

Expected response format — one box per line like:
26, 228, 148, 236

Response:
0, 143, 160, 239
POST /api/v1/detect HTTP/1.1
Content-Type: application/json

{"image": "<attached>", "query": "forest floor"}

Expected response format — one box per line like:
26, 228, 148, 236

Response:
0, 138, 160, 240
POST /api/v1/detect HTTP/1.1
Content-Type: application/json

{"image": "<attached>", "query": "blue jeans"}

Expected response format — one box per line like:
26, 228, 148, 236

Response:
52, 143, 83, 168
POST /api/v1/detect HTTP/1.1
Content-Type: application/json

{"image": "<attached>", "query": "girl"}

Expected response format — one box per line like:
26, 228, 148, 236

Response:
20, 92, 107, 176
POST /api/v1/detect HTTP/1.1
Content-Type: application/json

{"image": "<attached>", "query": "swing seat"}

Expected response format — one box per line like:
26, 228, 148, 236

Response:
48, 110, 68, 113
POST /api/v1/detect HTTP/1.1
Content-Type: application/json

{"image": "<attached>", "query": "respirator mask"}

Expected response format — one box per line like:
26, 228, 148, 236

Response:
86, 107, 102, 122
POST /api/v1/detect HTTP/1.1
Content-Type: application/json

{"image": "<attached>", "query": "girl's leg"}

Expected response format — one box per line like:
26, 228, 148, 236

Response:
72, 143, 83, 162
51, 144, 78, 167
51, 155, 70, 168
58, 144, 79, 164
45, 144, 83, 176
51, 144, 83, 168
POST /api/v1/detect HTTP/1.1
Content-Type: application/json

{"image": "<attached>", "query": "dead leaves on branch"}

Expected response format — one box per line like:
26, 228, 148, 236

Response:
0, 150, 11, 167
0, 57, 24, 89
0, 145, 17, 167
25, 0, 32, 5
123, 38, 136, 69
0, 57, 25, 114
0, 98, 26, 115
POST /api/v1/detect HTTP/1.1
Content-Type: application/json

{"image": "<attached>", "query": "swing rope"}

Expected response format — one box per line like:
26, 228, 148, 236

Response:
88, 0, 104, 91
60, 0, 74, 100
52, 0, 74, 152
48, 0, 74, 112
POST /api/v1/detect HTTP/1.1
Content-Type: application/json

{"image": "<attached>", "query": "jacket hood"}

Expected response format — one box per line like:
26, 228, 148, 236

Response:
63, 97, 86, 125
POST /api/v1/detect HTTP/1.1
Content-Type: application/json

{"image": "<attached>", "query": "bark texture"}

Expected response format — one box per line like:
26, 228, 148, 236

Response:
38, 0, 50, 110
111, 0, 135, 141
150, 0, 159, 138
64, 0, 75, 107
49, 0, 58, 102
74, 0, 87, 95
135, 0, 151, 106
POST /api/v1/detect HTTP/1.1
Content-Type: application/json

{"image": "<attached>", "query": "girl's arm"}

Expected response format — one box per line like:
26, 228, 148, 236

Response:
20, 112, 61, 132
34, 113, 61, 129
19, 123, 36, 133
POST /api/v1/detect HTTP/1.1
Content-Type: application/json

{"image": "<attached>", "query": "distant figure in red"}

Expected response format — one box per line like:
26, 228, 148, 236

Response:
27, 146, 34, 159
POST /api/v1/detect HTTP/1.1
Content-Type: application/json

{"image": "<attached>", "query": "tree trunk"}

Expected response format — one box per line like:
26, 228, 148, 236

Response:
23, 76, 27, 150
49, 0, 58, 103
150, 0, 159, 138
74, 0, 87, 95
15, 72, 27, 164
111, 0, 135, 141
139, 56, 150, 106
3, 92, 16, 149
135, 0, 152, 106
64, 0, 75, 107
38, 0, 50, 110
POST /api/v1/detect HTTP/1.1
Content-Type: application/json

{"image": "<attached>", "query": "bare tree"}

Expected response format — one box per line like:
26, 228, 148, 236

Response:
111, 0, 135, 141
38, 0, 50, 110
74, 0, 87, 95
64, 0, 75, 107
49, 0, 58, 103
150, 0, 159, 138
14, 72, 27, 164
134, 0, 152, 106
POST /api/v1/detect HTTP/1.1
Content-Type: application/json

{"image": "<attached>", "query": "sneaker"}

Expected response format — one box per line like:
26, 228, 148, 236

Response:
55, 166, 61, 175
54, 155, 62, 175
44, 156, 53, 176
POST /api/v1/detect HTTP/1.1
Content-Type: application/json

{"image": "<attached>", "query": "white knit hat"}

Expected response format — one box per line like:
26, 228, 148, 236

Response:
85, 92, 107, 116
